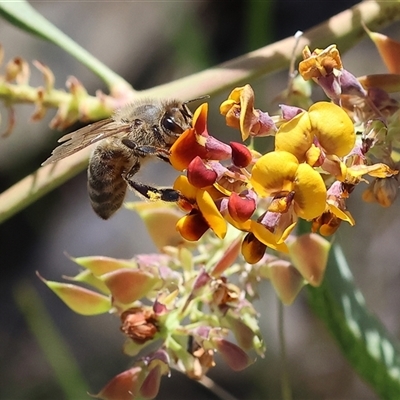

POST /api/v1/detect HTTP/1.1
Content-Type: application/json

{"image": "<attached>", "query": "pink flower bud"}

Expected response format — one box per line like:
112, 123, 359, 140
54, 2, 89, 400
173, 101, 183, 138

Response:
92, 367, 144, 400
213, 338, 252, 371
101, 268, 159, 304
288, 233, 331, 286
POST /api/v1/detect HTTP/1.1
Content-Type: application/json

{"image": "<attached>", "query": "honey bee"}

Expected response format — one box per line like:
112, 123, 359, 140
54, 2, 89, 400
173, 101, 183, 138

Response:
42, 98, 195, 219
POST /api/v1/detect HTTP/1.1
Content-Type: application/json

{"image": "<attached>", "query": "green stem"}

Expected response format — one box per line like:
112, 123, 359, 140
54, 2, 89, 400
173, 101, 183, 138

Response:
0, 81, 114, 122
0, 1, 133, 94
278, 299, 292, 400
13, 281, 89, 399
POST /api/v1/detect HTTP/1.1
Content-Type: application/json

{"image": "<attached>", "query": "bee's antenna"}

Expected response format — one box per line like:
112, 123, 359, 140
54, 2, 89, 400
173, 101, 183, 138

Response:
183, 95, 210, 106
182, 95, 210, 119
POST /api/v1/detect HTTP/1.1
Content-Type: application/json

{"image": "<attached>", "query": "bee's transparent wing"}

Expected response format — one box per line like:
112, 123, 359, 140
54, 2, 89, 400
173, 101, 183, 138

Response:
42, 118, 131, 165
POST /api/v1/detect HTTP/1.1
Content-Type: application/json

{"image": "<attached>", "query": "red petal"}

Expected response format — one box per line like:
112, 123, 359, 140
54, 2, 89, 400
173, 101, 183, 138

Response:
228, 192, 256, 223
230, 142, 252, 167
187, 156, 217, 188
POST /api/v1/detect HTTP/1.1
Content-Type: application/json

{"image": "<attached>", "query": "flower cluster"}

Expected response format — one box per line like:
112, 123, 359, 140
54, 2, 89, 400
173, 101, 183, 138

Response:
40, 33, 400, 399
170, 77, 397, 259
39, 238, 264, 400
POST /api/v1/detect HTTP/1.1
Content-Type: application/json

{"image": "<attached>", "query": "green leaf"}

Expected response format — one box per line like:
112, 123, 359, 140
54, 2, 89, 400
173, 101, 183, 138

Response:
0, 1, 132, 93
13, 281, 89, 399
307, 243, 400, 398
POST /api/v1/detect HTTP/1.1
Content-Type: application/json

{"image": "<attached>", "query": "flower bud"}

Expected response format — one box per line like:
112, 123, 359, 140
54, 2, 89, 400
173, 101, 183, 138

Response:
213, 338, 252, 371
267, 260, 305, 305
101, 268, 159, 304
288, 233, 330, 287
92, 367, 144, 400
37, 272, 111, 315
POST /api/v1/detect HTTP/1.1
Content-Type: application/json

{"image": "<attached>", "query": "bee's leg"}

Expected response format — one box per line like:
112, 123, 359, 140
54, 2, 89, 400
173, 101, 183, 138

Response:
126, 181, 181, 202
123, 160, 180, 202
122, 140, 180, 201
121, 139, 170, 163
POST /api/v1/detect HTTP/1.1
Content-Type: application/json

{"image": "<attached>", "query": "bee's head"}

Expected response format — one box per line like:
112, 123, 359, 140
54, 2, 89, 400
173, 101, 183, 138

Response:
160, 96, 209, 143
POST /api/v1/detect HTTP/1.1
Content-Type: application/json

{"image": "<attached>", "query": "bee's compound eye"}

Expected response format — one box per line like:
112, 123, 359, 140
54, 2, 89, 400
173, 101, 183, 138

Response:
162, 114, 183, 134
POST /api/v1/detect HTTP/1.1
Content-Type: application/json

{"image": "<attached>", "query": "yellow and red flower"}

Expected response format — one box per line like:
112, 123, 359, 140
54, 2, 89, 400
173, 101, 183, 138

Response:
173, 175, 227, 241
170, 103, 231, 171
219, 84, 277, 141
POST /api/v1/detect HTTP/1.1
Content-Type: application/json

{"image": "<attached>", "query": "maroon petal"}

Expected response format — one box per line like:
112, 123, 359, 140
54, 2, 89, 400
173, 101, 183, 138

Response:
230, 142, 252, 168
228, 192, 256, 222
187, 156, 217, 188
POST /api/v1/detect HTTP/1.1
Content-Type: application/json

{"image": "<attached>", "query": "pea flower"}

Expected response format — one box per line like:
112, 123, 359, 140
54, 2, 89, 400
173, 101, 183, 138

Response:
251, 150, 327, 220
299, 44, 366, 102
173, 175, 227, 241
220, 84, 277, 140
170, 102, 231, 171
274, 101, 356, 165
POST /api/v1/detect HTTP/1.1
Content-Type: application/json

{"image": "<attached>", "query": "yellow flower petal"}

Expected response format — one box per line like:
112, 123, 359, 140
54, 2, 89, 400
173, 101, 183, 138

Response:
275, 111, 313, 162
239, 84, 256, 141
293, 163, 327, 220
305, 144, 321, 166
170, 103, 209, 171
173, 175, 197, 200
196, 189, 227, 239
251, 151, 298, 197
250, 221, 289, 253
363, 163, 398, 178
299, 44, 342, 80
328, 203, 355, 225
308, 102, 355, 157
223, 211, 252, 232
220, 98, 237, 115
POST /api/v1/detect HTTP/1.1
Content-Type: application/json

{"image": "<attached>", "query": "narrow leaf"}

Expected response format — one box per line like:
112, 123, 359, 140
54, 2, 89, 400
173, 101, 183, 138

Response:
307, 243, 400, 398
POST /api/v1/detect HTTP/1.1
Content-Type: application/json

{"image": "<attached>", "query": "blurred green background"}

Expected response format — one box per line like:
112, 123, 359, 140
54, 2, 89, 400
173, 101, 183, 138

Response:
2, 1, 400, 399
